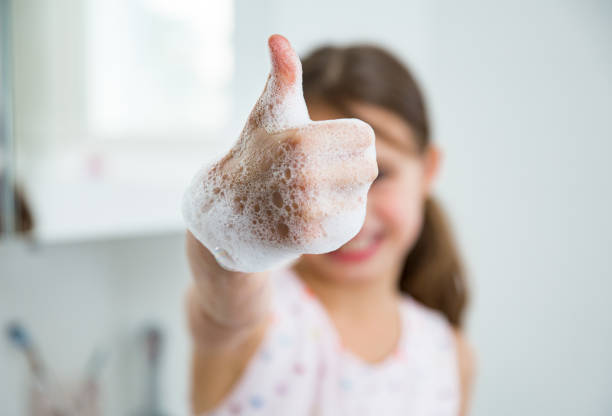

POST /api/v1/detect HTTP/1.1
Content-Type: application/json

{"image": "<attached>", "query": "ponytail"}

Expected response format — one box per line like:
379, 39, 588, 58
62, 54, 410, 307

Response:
399, 197, 468, 328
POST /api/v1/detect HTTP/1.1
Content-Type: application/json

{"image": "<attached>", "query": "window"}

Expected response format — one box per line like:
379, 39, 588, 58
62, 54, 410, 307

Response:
11, 0, 235, 241
86, 0, 234, 140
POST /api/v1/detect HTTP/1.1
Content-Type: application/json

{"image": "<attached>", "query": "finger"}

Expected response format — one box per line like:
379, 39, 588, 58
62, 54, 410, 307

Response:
244, 35, 310, 136
311, 157, 378, 189
268, 34, 301, 94
295, 119, 376, 156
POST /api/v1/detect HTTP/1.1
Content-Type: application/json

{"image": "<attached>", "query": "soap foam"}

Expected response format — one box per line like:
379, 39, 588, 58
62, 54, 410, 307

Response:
182, 35, 377, 272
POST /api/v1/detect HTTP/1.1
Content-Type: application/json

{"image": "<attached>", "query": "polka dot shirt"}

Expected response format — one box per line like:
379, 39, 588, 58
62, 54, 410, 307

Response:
200, 268, 460, 416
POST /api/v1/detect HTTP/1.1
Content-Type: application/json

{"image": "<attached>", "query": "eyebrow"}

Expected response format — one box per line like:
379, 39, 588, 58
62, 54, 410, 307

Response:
365, 119, 418, 154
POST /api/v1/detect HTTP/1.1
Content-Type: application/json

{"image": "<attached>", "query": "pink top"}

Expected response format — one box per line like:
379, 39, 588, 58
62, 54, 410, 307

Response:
202, 268, 460, 415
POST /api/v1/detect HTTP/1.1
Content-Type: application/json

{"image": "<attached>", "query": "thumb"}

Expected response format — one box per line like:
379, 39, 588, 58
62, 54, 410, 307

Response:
245, 35, 310, 135
268, 34, 301, 93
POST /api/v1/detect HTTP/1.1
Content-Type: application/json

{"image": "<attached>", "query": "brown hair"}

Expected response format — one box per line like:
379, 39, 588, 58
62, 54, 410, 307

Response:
0, 181, 34, 234
301, 45, 468, 328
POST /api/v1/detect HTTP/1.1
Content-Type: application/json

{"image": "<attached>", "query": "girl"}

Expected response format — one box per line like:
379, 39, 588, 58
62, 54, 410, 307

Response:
184, 34, 475, 415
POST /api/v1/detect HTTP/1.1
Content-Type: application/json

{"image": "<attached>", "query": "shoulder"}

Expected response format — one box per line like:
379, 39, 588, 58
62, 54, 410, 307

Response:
402, 297, 458, 367
403, 296, 452, 338
404, 297, 476, 381
403, 298, 476, 415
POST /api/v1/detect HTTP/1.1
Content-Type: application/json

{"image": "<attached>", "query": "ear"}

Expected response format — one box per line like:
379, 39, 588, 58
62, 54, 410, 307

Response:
422, 145, 442, 195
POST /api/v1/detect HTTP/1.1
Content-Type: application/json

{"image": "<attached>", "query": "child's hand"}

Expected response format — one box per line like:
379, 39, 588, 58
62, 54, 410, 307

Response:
183, 34, 377, 272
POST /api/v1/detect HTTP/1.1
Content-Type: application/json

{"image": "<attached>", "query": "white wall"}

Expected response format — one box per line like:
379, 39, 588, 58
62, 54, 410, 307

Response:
424, 2, 612, 415
2, 0, 611, 415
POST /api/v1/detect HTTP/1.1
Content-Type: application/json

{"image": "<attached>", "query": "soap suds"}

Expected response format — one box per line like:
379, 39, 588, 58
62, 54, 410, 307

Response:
182, 35, 377, 272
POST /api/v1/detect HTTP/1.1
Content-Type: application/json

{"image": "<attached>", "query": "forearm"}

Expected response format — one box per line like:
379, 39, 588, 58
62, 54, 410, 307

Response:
185, 231, 272, 348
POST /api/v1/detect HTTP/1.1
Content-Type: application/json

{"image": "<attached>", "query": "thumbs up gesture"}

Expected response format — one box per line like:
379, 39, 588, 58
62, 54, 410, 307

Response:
183, 35, 377, 272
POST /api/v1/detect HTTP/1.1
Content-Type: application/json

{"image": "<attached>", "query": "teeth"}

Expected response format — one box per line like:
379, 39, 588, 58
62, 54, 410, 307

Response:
338, 236, 375, 252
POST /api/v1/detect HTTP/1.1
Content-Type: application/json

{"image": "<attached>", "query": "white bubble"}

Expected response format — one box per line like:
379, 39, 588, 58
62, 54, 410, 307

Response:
182, 41, 376, 273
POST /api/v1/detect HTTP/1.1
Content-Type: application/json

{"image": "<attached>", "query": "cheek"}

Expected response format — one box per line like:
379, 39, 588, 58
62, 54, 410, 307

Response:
370, 171, 426, 249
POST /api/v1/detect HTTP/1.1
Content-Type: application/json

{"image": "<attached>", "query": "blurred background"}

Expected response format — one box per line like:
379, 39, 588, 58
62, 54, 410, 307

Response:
1, 0, 611, 414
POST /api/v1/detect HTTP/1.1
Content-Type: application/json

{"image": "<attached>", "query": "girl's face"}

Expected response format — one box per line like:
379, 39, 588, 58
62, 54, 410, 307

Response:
296, 99, 440, 286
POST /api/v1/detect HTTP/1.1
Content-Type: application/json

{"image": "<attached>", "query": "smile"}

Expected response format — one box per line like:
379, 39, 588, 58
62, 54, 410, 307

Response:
327, 232, 384, 262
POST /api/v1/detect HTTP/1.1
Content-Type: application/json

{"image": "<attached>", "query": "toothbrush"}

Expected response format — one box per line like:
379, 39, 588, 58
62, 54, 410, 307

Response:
6, 321, 46, 384
143, 326, 166, 416
6, 322, 81, 416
